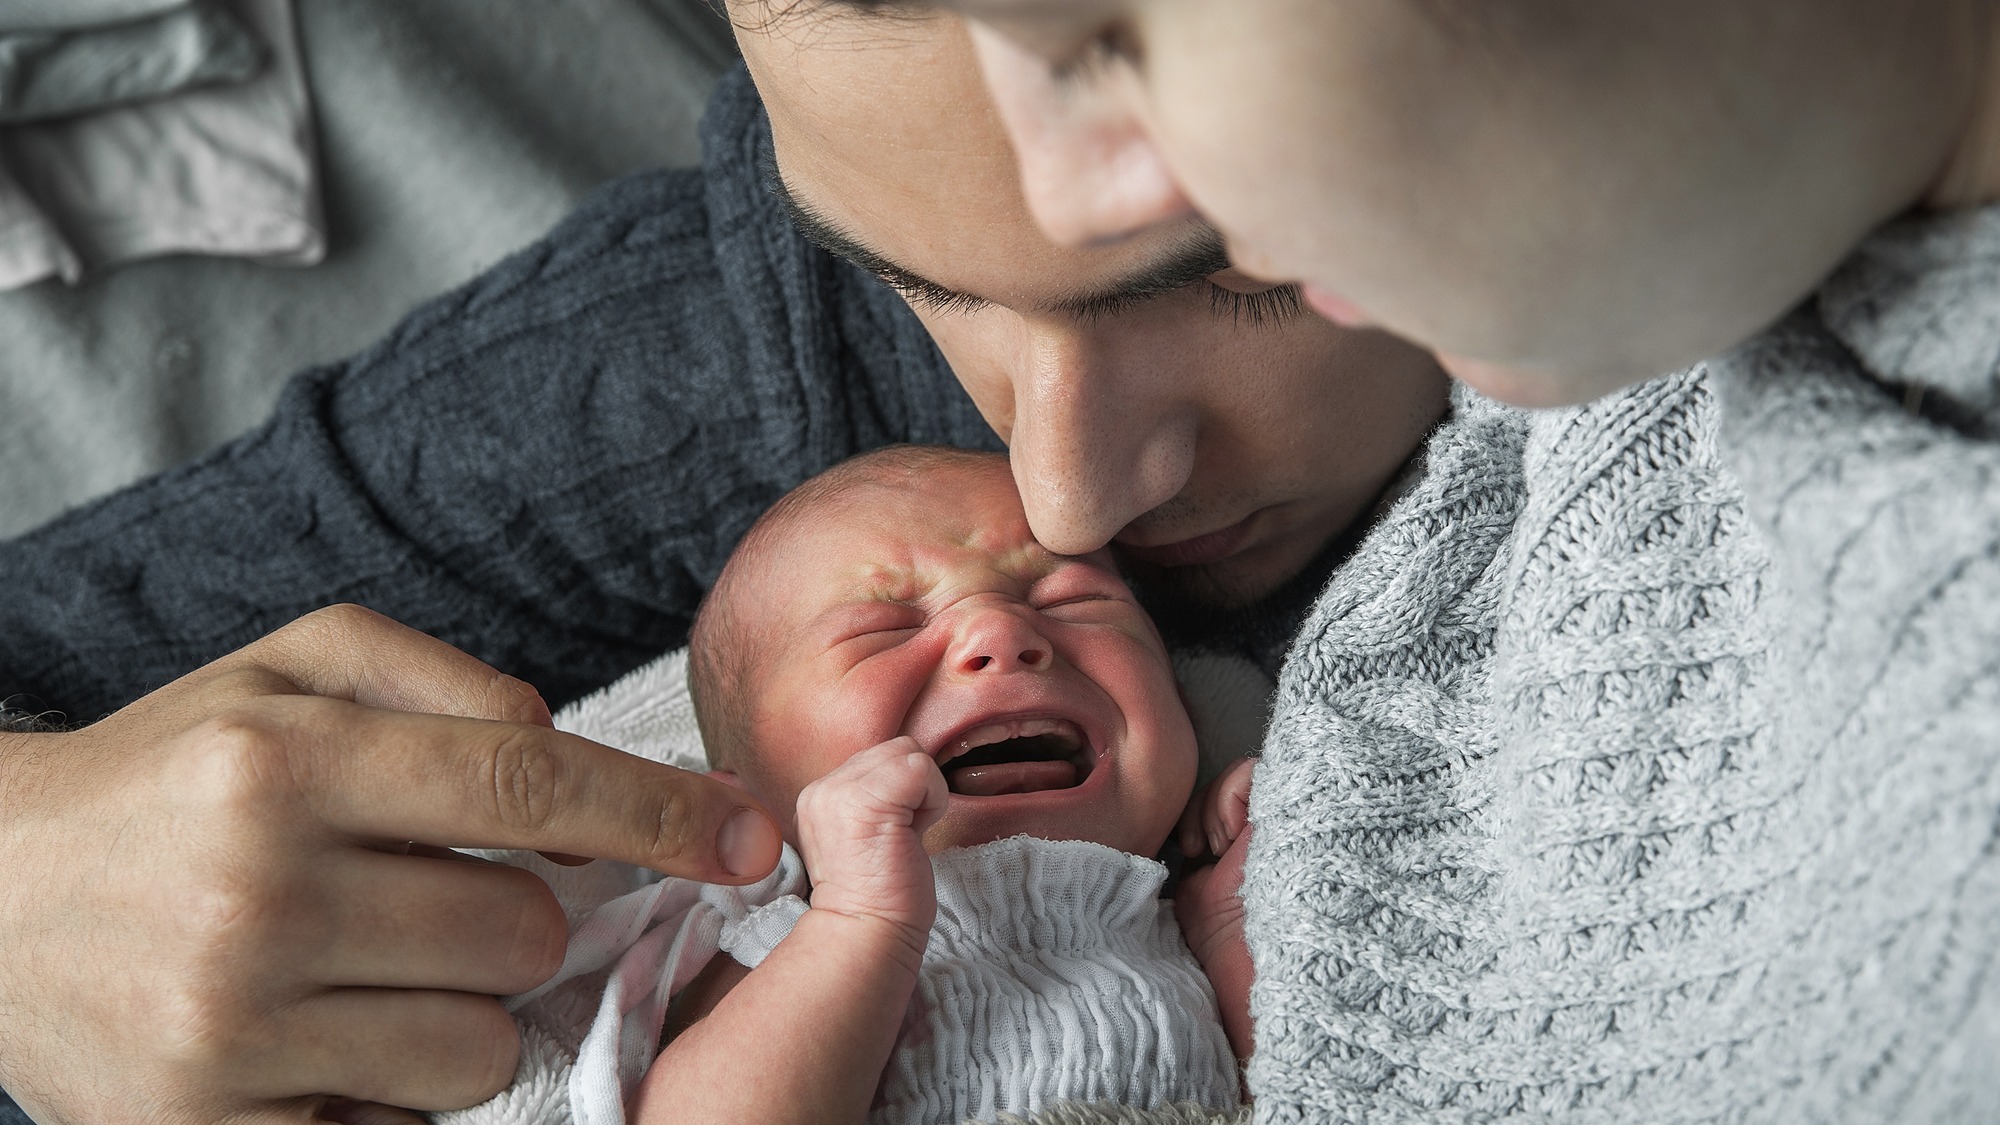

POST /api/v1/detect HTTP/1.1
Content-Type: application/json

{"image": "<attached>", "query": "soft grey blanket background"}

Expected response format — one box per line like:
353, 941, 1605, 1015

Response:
0, 0, 734, 537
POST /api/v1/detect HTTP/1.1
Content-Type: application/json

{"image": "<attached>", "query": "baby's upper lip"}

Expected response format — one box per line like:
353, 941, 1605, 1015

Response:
932, 715, 1091, 768
909, 681, 1110, 768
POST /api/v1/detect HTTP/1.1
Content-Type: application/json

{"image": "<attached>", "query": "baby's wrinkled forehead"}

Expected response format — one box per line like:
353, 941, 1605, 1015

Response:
838, 530, 1055, 604
733, 449, 1057, 626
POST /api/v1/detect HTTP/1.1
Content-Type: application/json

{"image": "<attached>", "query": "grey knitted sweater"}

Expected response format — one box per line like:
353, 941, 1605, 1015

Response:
1243, 205, 2000, 1123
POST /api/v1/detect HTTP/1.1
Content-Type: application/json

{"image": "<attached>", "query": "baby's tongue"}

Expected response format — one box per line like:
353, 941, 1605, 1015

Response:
947, 760, 1078, 796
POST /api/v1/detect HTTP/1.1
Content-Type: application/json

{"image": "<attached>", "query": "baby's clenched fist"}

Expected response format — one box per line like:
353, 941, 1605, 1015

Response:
795, 736, 948, 944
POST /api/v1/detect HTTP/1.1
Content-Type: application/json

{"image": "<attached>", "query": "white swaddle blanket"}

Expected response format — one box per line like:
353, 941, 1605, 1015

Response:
440, 647, 1261, 1125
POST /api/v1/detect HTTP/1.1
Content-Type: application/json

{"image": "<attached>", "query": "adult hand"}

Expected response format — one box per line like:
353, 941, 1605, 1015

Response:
0, 604, 781, 1124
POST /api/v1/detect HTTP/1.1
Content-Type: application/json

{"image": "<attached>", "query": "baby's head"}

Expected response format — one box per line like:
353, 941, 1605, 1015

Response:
690, 445, 1197, 857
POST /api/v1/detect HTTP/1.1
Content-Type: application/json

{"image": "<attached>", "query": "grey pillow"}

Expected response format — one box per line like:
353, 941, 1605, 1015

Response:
0, 1, 261, 123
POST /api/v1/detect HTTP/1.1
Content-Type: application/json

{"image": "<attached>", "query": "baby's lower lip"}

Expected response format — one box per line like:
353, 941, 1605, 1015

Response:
1116, 516, 1255, 569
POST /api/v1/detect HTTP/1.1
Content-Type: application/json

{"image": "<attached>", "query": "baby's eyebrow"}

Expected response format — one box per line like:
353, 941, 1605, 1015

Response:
848, 564, 928, 604
817, 547, 1076, 618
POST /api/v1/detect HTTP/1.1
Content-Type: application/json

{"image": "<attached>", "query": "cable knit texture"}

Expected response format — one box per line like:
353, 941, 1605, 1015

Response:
1243, 206, 2000, 1123
0, 65, 998, 721
984, 1103, 1249, 1125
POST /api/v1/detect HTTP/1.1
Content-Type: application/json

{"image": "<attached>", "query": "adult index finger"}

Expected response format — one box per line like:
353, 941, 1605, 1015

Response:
278, 697, 782, 883
243, 603, 556, 726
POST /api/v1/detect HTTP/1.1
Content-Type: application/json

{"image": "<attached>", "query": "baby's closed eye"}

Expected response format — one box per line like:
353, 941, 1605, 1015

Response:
828, 604, 926, 645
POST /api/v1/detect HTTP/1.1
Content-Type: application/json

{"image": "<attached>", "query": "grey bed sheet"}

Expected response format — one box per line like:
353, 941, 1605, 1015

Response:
0, 0, 736, 537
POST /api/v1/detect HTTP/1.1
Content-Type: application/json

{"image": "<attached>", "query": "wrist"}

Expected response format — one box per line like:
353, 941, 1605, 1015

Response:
795, 901, 932, 979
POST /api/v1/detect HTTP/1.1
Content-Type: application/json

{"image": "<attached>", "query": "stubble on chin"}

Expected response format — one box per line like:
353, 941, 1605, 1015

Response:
1119, 546, 1329, 662
1122, 555, 1267, 617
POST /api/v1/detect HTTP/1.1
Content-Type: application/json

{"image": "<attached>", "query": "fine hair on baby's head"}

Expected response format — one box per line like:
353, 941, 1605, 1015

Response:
688, 444, 1009, 773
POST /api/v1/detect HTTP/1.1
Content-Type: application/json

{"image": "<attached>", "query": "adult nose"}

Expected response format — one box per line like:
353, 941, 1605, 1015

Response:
968, 22, 1194, 248
1007, 324, 1196, 556
948, 604, 1055, 676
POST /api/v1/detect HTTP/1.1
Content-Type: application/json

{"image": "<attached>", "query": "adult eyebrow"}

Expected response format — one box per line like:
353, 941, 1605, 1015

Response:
767, 172, 1231, 319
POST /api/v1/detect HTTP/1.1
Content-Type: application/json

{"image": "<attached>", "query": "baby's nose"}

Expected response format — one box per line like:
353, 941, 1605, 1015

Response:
950, 609, 1053, 675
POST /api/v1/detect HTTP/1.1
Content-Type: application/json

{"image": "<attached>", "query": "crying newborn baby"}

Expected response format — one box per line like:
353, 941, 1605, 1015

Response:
636, 444, 1255, 1124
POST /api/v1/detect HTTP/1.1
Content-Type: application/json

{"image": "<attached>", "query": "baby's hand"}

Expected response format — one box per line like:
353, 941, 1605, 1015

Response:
1174, 757, 1256, 1060
795, 736, 948, 946
1178, 756, 1254, 862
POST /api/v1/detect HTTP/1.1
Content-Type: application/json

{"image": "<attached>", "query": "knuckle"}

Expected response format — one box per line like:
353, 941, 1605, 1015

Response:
446, 1000, 525, 1105
153, 975, 254, 1071
196, 661, 301, 702
479, 729, 566, 836
298, 601, 380, 639
256, 602, 378, 661
267, 603, 388, 670
795, 790, 828, 830
182, 709, 300, 812
480, 672, 553, 727
641, 778, 698, 863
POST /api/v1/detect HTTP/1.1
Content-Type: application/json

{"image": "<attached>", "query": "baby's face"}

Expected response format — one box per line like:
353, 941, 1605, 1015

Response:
727, 460, 1197, 857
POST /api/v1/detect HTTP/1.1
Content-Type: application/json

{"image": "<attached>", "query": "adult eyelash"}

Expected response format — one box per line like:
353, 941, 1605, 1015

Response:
896, 276, 1304, 328
1207, 283, 1305, 327
893, 281, 990, 318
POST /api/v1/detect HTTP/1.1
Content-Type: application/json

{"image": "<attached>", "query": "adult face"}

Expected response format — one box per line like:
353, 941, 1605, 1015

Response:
729, 3, 1448, 609
726, 457, 1198, 856
922, 0, 1986, 406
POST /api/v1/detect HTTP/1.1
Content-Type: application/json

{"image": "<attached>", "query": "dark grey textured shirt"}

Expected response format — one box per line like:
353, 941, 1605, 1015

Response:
0, 65, 1001, 721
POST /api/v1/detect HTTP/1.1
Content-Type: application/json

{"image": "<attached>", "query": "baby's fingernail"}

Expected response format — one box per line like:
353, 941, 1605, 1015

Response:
719, 808, 781, 877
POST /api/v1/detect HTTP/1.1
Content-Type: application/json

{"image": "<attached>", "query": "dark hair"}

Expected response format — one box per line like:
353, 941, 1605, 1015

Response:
688, 444, 1009, 769
0, 698, 67, 733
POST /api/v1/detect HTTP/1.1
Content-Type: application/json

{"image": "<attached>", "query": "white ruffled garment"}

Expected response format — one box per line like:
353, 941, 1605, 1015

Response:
440, 648, 1251, 1125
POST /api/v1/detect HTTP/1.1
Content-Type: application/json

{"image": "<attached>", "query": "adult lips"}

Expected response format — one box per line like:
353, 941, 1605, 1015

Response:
1115, 516, 1254, 569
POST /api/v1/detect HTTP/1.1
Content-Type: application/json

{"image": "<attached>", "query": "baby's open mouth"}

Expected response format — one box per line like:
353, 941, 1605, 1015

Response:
936, 717, 1093, 796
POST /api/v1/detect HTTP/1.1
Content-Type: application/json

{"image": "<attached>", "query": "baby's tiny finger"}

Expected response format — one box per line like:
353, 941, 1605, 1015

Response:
1205, 802, 1229, 852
